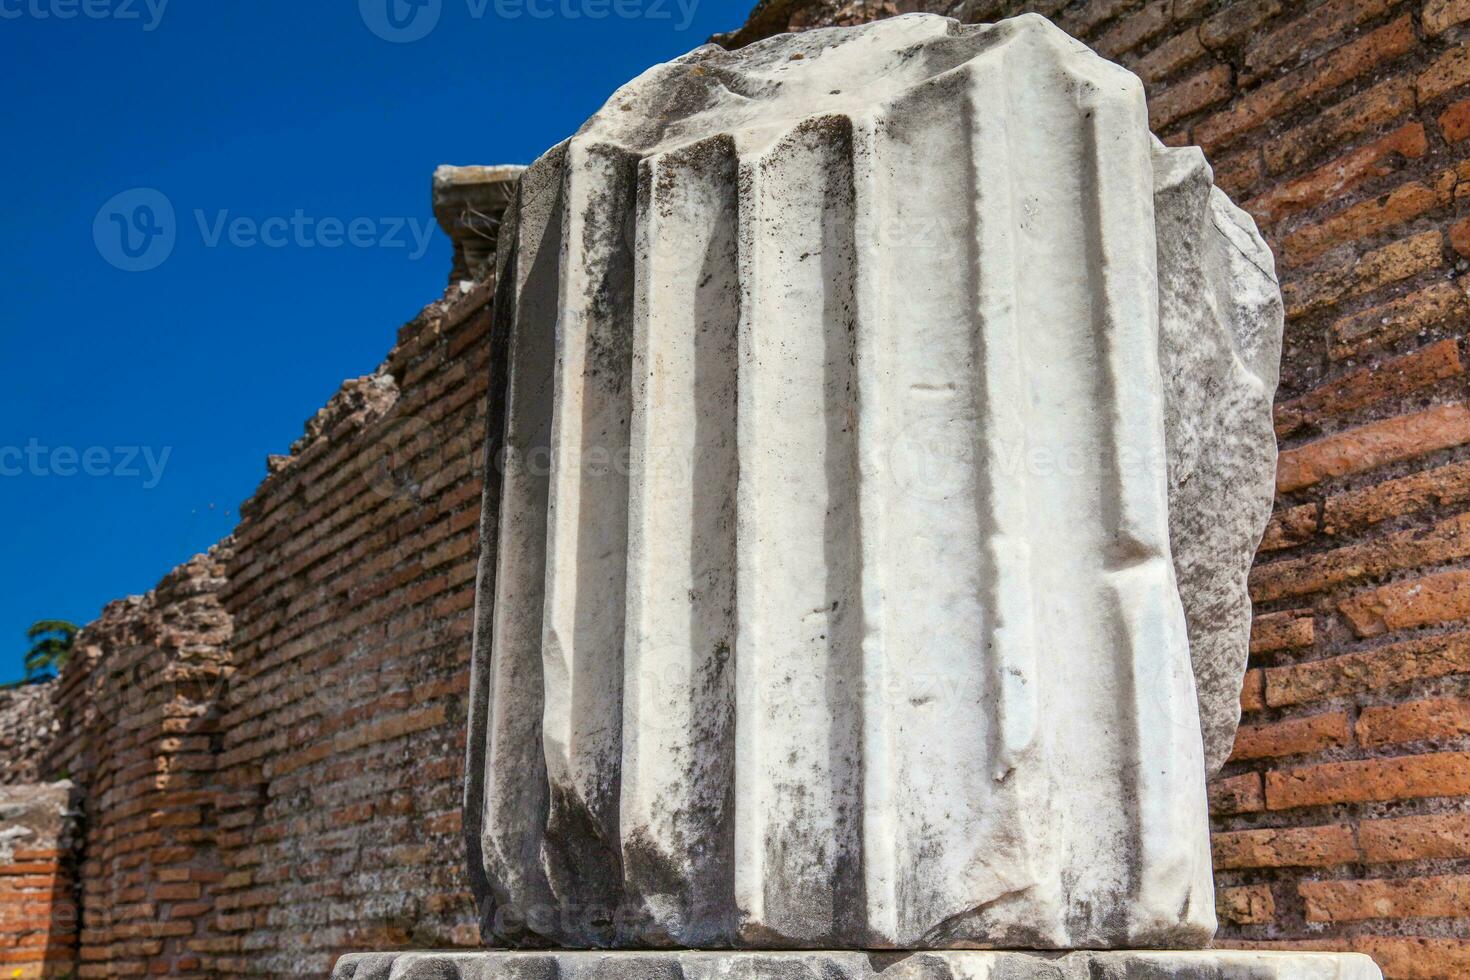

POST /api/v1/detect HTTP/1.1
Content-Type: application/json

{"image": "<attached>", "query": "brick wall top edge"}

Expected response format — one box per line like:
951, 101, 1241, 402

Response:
235, 281, 493, 528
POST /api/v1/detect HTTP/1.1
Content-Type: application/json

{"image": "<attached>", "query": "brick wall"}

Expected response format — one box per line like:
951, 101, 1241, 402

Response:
725, 0, 1470, 975
46, 546, 234, 978
31, 281, 495, 979
209, 281, 492, 976
0, 782, 79, 979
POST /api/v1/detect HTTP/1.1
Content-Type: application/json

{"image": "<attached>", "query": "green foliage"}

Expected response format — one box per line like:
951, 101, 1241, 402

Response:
23, 619, 78, 682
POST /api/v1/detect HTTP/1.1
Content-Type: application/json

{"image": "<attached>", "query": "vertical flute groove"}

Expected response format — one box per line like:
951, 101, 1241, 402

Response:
620, 136, 740, 946
539, 139, 639, 942
1077, 70, 1214, 941
478, 149, 565, 942
850, 113, 894, 945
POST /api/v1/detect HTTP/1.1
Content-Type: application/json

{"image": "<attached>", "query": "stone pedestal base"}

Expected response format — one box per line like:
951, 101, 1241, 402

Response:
332, 950, 1381, 980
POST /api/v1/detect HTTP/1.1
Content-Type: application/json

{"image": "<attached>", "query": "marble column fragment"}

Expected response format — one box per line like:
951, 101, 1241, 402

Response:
466, 12, 1283, 952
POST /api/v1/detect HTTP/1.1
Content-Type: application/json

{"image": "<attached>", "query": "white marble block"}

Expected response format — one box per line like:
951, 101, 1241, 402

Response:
466, 12, 1283, 952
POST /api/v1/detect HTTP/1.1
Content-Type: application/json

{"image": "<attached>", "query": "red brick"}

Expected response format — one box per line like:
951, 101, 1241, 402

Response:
1149, 62, 1232, 129
1281, 178, 1440, 269
1094, 0, 1170, 58
1280, 230, 1444, 322
1195, 17, 1416, 152
1249, 123, 1429, 228
1425, 0, 1470, 34
1453, 216, 1470, 257
1277, 338, 1462, 439
1210, 772, 1266, 814
1340, 567, 1470, 637
1266, 630, 1470, 707
1175, 0, 1213, 20
1275, 404, 1470, 493
1302, 874, 1470, 922
1217, 884, 1276, 925
1327, 457, 1470, 534
1418, 44, 1470, 103
1127, 27, 1206, 83
1199, 0, 1281, 51
1266, 77, 1417, 177
1361, 811, 1470, 862
1241, 668, 1267, 712
1251, 610, 1316, 653
1211, 147, 1264, 199
1259, 503, 1319, 551
1349, 936, 1470, 980
1252, 510, 1470, 603
1266, 751, 1470, 809
1359, 696, 1470, 746
1330, 282, 1470, 361
1231, 712, 1351, 760
1214, 823, 1359, 870
1058, 0, 1139, 37
1441, 97, 1470, 142
1243, 0, 1393, 82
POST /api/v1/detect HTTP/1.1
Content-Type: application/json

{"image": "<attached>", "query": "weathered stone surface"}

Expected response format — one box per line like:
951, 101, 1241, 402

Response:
333, 950, 1382, 980
469, 12, 1279, 952
0, 682, 58, 785
434, 164, 527, 284
0, 781, 77, 863
1154, 117, 1281, 774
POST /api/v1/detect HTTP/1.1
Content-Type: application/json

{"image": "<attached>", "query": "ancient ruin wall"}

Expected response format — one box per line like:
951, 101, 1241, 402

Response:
208, 282, 493, 977
30, 281, 495, 979
44, 546, 233, 979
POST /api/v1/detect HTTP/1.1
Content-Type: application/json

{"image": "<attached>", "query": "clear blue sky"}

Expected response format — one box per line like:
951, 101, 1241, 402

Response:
0, 0, 751, 683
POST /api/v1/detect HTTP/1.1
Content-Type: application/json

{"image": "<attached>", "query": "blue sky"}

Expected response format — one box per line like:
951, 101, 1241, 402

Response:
0, 0, 751, 683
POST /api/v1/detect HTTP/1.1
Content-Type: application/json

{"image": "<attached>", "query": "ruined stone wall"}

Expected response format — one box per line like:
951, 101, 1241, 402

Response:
722, 0, 1470, 976
0, 684, 57, 786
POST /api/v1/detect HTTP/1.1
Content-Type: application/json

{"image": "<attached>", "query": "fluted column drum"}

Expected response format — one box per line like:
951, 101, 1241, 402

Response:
464, 13, 1283, 952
